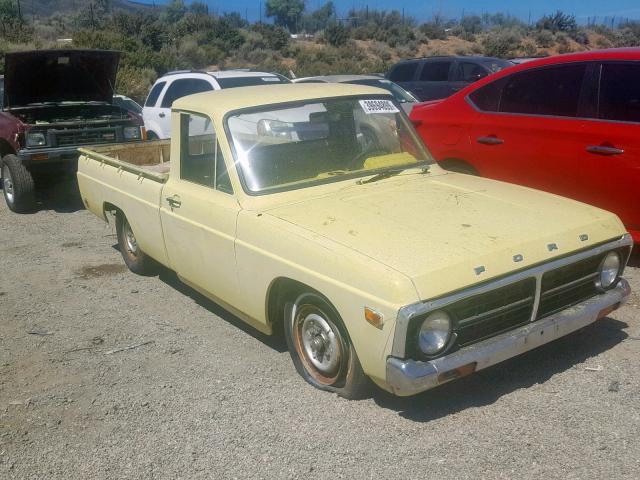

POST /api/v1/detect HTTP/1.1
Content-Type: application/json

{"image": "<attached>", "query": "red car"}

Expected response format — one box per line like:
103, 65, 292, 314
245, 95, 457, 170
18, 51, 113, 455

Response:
410, 48, 640, 243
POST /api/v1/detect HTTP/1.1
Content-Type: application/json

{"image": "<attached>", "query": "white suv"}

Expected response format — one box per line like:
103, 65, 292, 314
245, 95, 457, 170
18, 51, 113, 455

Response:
142, 70, 290, 139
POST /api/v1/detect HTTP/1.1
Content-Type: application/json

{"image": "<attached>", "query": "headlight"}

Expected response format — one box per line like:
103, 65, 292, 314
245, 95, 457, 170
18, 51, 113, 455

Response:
123, 126, 141, 140
26, 132, 47, 147
418, 310, 451, 355
597, 251, 621, 290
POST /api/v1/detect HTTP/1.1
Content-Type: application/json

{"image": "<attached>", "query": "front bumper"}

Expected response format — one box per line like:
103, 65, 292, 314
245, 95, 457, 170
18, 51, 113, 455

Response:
18, 146, 81, 165
386, 278, 631, 396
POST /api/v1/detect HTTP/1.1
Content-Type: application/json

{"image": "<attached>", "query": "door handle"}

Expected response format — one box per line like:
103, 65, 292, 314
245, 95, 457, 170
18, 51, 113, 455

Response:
166, 196, 181, 208
159, 112, 166, 118
477, 136, 504, 145
586, 145, 624, 156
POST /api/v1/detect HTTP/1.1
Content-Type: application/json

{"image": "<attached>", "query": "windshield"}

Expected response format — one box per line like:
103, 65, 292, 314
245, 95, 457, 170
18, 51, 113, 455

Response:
346, 79, 418, 103
227, 96, 432, 194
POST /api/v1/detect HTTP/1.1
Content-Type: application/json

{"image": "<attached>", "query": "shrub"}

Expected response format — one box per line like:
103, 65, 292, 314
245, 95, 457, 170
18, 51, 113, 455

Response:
535, 30, 555, 48
536, 11, 577, 33
483, 29, 522, 57
115, 65, 156, 104
250, 23, 289, 51
419, 21, 446, 40
323, 23, 349, 47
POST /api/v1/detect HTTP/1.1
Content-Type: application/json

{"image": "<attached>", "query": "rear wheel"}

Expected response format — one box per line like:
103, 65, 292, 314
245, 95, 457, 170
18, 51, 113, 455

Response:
2, 155, 35, 213
115, 211, 159, 276
285, 292, 371, 399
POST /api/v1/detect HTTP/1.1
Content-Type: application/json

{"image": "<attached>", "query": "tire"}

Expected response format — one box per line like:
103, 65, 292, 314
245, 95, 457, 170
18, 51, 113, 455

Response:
284, 292, 371, 399
147, 131, 159, 140
2, 155, 35, 213
115, 211, 159, 276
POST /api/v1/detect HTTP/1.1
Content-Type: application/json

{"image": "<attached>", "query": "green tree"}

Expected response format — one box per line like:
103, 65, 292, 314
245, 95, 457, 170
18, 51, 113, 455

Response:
266, 0, 304, 32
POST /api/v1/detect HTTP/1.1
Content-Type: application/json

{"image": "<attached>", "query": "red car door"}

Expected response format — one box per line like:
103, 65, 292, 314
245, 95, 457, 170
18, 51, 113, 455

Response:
467, 63, 593, 199
579, 61, 640, 241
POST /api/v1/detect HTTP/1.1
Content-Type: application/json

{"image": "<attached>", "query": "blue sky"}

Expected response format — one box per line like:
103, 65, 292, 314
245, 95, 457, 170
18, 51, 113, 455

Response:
138, 1, 640, 23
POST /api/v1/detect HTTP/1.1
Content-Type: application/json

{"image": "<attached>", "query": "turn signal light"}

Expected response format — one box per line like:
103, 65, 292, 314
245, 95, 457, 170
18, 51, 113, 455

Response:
31, 153, 49, 161
364, 307, 384, 330
437, 362, 477, 384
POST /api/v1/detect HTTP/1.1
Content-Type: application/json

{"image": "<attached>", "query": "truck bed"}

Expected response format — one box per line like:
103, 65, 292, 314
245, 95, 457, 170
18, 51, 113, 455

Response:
77, 140, 172, 267
79, 140, 172, 180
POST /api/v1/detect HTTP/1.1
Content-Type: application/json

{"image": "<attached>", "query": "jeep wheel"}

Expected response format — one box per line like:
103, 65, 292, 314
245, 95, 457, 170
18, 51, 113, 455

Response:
285, 292, 371, 399
2, 155, 35, 213
115, 211, 159, 276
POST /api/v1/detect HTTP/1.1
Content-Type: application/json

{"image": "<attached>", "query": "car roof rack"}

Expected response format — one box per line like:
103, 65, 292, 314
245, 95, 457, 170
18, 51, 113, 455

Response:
161, 69, 209, 77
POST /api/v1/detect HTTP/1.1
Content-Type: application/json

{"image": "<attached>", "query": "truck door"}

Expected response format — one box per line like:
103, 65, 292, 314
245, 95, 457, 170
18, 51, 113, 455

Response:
160, 111, 241, 307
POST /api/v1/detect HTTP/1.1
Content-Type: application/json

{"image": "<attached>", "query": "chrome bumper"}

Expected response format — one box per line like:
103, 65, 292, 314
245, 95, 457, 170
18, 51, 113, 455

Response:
386, 278, 631, 396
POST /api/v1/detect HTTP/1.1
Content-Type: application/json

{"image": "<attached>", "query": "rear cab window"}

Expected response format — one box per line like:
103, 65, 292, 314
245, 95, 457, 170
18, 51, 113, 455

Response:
145, 81, 166, 107
388, 62, 418, 82
179, 112, 232, 194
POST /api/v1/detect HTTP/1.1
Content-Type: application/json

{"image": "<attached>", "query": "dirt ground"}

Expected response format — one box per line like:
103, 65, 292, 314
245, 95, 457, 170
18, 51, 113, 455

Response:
1, 179, 639, 479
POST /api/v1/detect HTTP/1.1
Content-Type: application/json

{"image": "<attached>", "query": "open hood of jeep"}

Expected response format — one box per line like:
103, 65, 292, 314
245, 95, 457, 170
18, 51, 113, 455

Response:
3, 49, 120, 109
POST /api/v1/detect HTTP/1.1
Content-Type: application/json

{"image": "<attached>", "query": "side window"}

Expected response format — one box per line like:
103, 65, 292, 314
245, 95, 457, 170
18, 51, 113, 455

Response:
500, 64, 587, 117
161, 79, 213, 108
599, 62, 640, 122
145, 81, 165, 107
468, 77, 507, 112
419, 61, 452, 82
388, 62, 418, 82
457, 62, 488, 83
180, 112, 233, 194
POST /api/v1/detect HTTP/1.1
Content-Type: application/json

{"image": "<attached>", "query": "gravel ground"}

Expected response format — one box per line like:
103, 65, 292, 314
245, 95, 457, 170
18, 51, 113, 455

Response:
1, 179, 639, 479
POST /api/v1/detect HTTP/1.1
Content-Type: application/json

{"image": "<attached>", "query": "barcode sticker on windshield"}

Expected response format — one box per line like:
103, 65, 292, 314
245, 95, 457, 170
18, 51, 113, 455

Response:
359, 99, 399, 114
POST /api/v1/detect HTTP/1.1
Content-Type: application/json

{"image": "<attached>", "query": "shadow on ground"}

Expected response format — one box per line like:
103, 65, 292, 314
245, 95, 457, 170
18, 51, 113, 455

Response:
628, 248, 640, 268
372, 317, 628, 421
0, 174, 84, 214
32, 175, 85, 213
154, 267, 288, 354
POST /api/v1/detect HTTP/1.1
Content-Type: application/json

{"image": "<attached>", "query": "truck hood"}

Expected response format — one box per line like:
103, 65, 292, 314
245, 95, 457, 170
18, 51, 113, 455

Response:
3, 49, 120, 109
264, 171, 625, 301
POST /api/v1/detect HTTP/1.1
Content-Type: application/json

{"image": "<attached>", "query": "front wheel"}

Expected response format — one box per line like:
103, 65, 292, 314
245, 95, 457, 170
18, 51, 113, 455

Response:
285, 292, 371, 399
115, 211, 159, 276
2, 155, 35, 213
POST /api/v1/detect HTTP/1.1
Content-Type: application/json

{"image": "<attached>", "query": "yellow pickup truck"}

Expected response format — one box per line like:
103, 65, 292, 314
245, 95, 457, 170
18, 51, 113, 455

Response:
78, 84, 633, 399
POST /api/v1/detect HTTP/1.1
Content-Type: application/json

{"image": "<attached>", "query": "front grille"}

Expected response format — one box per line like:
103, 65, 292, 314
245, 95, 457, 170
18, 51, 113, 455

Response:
537, 253, 604, 318
53, 127, 119, 146
452, 278, 536, 346
403, 242, 631, 361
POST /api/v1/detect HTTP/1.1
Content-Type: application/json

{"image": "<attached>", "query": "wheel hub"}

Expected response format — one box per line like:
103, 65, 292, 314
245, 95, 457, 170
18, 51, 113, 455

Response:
3, 167, 14, 203
300, 313, 340, 375
123, 220, 138, 255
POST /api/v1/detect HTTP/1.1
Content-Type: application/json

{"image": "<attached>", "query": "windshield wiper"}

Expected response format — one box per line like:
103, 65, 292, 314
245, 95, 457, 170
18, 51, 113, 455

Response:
356, 165, 430, 185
